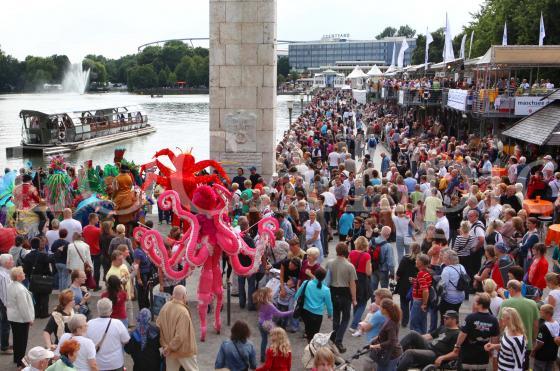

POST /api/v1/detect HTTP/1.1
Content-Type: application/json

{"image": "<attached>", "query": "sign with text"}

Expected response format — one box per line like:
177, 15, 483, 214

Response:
447, 89, 469, 111
514, 96, 551, 116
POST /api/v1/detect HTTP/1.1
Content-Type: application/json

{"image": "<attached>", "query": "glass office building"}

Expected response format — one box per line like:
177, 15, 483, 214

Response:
288, 37, 416, 70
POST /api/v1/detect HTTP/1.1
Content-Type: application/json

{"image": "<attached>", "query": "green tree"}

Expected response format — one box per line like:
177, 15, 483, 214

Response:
82, 58, 107, 83
278, 56, 290, 77
127, 64, 158, 90
411, 28, 446, 65
175, 56, 193, 83
161, 41, 189, 71
158, 68, 170, 87
289, 69, 300, 82
396, 25, 416, 38
137, 46, 162, 66
376, 27, 397, 39
51, 55, 70, 82
0, 47, 23, 91
167, 71, 177, 86
277, 74, 286, 85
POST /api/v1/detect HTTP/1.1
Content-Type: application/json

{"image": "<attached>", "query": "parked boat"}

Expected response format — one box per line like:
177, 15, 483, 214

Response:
6, 106, 155, 157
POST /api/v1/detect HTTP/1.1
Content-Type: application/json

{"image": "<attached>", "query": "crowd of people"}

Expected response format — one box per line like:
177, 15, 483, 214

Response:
2, 86, 560, 371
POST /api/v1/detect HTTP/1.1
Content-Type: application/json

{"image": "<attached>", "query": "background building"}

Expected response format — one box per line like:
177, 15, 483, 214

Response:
288, 36, 416, 70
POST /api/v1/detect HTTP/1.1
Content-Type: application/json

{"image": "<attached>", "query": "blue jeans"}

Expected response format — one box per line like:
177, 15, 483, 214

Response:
429, 305, 438, 333
377, 357, 398, 371
395, 236, 409, 263
0, 301, 10, 350
410, 300, 427, 334
258, 324, 268, 362
56, 263, 69, 290
238, 274, 256, 310
350, 301, 367, 330
370, 270, 389, 294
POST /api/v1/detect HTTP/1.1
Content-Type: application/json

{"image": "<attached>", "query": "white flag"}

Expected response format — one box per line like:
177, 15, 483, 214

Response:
443, 13, 455, 62
397, 38, 409, 68
539, 12, 546, 46
390, 42, 396, 67
469, 31, 474, 59
425, 28, 433, 67
459, 34, 467, 59
502, 22, 508, 46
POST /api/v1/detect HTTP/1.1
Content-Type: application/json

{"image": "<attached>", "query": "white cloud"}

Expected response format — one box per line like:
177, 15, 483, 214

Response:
0, 0, 482, 62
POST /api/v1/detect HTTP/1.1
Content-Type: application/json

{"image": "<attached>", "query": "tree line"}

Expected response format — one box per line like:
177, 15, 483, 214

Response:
0, 40, 294, 93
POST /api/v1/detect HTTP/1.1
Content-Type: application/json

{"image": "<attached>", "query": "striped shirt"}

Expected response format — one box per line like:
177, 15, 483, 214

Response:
412, 270, 432, 299
498, 332, 526, 371
453, 235, 474, 257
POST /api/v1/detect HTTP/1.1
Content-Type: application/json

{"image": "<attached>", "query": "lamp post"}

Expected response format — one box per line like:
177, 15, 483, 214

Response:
299, 93, 305, 111
287, 98, 294, 127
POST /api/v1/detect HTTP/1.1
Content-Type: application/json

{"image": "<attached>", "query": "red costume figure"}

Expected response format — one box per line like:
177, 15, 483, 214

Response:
135, 184, 278, 342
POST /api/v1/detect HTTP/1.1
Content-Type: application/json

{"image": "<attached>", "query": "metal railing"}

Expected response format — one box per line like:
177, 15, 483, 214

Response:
398, 88, 444, 106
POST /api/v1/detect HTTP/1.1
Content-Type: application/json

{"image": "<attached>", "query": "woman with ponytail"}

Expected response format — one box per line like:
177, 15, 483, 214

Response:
368, 298, 403, 371
294, 267, 333, 342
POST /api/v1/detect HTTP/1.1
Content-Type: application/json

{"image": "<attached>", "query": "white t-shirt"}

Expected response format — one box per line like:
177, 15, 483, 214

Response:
490, 296, 503, 317
55, 334, 96, 371
328, 151, 340, 167
59, 219, 83, 243
435, 216, 450, 241
86, 318, 130, 370
304, 220, 321, 242
547, 289, 560, 322
45, 230, 59, 251
392, 216, 410, 238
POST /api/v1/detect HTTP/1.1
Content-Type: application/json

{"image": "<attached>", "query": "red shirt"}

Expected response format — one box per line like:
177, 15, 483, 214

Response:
256, 349, 291, 371
298, 260, 320, 282
0, 227, 17, 253
528, 257, 549, 290
101, 290, 127, 319
82, 225, 101, 255
412, 270, 432, 300
349, 250, 369, 274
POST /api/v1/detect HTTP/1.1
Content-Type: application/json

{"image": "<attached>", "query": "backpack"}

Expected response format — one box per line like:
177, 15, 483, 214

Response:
368, 241, 387, 271
448, 265, 470, 292
368, 137, 377, 149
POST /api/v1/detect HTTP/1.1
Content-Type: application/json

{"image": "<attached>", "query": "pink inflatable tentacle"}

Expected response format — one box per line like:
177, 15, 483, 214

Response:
186, 240, 209, 267
140, 231, 164, 266
158, 190, 195, 223
213, 189, 238, 255
168, 218, 200, 266
257, 217, 279, 249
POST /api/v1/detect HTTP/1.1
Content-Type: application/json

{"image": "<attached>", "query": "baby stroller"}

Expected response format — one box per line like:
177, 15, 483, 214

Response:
302, 332, 369, 370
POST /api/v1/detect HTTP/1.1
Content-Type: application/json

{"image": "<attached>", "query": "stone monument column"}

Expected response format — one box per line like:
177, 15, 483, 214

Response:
209, 0, 277, 182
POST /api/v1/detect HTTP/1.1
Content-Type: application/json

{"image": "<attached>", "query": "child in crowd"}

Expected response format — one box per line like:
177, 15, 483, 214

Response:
312, 347, 335, 371
274, 276, 297, 331
352, 301, 379, 337
253, 287, 294, 362
531, 304, 560, 371
256, 327, 292, 371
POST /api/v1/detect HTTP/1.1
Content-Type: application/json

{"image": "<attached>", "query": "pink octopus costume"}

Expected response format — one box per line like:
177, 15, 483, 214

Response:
135, 184, 278, 341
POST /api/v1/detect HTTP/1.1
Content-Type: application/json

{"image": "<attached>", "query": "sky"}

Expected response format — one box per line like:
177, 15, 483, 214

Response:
0, 0, 484, 62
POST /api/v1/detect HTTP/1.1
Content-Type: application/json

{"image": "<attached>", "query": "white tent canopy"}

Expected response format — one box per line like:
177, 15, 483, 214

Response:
347, 66, 368, 79
366, 65, 383, 77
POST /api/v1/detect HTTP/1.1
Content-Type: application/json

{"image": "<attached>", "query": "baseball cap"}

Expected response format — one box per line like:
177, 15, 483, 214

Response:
27, 346, 55, 362
443, 310, 459, 320
494, 241, 508, 253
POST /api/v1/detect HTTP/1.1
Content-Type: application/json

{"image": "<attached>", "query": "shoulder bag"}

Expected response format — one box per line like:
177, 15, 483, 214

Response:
293, 280, 310, 320
29, 253, 54, 295
74, 243, 96, 289
95, 319, 112, 352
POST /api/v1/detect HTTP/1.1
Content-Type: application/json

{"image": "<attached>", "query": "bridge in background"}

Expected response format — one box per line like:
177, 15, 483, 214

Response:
137, 37, 303, 51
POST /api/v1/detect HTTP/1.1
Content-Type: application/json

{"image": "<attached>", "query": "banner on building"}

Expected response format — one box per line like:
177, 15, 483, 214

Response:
514, 96, 551, 116
447, 89, 469, 111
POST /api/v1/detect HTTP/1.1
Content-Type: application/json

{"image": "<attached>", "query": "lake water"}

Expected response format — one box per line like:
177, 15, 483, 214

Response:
0, 93, 303, 168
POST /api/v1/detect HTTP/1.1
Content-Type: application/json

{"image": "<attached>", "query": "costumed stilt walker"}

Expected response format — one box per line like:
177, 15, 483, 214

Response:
135, 150, 277, 342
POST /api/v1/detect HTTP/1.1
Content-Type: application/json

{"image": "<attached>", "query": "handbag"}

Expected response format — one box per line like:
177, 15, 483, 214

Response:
74, 243, 96, 289
29, 253, 54, 295
293, 280, 309, 320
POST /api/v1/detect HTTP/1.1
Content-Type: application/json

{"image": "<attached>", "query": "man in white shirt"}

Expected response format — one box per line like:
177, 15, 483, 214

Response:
542, 155, 555, 181
44, 219, 59, 252
22, 346, 54, 371
328, 150, 341, 170
434, 208, 450, 241
59, 208, 82, 243
86, 298, 130, 371
0, 254, 13, 353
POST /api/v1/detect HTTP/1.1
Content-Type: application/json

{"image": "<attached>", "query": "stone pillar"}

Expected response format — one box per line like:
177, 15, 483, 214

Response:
209, 0, 277, 182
